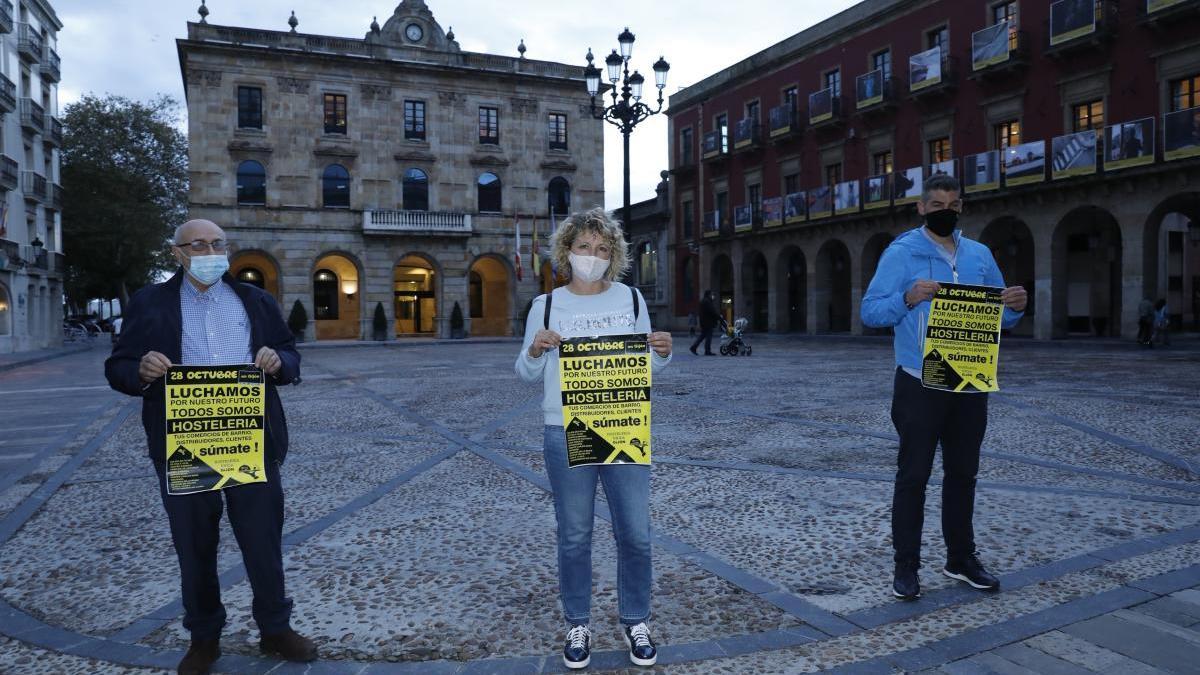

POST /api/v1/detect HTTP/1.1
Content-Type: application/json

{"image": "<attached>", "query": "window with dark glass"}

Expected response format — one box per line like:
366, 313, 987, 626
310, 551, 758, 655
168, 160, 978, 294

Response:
872, 49, 892, 78
478, 172, 502, 213
825, 163, 842, 186
237, 86, 262, 129
995, 120, 1021, 150
927, 25, 949, 51
680, 127, 694, 164
1072, 100, 1104, 132
682, 199, 694, 238
992, 1, 1018, 50
323, 93, 347, 134
928, 137, 952, 163
236, 160, 266, 205
784, 173, 799, 194
322, 164, 350, 208
824, 69, 841, 97
404, 100, 426, 140
548, 176, 570, 216
746, 100, 760, 121
313, 270, 338, 320
403, 168, 428, 211
717, 114, 729, 153
748, 183, 762, 223
548, 113, 568, 150
479, 106, 499, 144
716, 190, 728, 225
784, 87, 798, 107
1170, 74, 1200, 112
873, 151, 893, 176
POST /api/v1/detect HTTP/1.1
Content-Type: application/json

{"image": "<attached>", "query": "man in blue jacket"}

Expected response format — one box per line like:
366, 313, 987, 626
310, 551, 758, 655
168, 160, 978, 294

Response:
861, 175, 1027, 601
105, 220, 316, 674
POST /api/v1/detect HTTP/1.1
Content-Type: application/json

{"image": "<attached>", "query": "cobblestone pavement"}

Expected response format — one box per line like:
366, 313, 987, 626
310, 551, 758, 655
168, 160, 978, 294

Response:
1, 336, 1198, 673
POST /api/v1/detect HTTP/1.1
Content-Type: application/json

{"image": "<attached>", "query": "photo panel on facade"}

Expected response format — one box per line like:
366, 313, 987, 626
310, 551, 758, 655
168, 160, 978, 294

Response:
856, 69, 884, 109
972, 21, 1011, 71
762, 196, 784, 227
1104, 117, 1155, 170
785, 191, 807, 223
1004, 140, 1047, 186
928, 158, 957, 178
893, 166, 923, 204
909, 46, 942, 92
809, 87, 833, 124
734, 204, 754, 232
808, 185, 833, 219
1050, 0, 1098, 45
834, 180, 861, 214
963, 150, 1001, 193
1051, 129, 1098, 179
770, 103, 796, 138
1147, 0, 1189, 13
734, 118, 756, 149
1164, 106, 1200, 161
702, 131, 722, 159
864, 174, 891, 209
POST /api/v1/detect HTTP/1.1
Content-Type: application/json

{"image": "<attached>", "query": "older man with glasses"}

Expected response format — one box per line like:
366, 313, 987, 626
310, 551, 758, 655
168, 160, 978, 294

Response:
105, 219, 315, 674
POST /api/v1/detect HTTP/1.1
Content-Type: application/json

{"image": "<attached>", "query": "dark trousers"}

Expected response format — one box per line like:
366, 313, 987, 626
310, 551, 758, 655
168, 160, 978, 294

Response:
889, 368, 988, 567
154, 460, 292, 640
1137, 318, 1152, 344
691, 326, 715, 354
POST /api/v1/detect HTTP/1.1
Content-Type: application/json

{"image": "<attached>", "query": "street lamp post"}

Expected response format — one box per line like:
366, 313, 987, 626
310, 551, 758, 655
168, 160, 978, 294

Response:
583, 28, 669, 229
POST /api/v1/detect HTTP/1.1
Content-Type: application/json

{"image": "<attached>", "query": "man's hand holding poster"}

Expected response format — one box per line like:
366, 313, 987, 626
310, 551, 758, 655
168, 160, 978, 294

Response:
559, 334, 652, 467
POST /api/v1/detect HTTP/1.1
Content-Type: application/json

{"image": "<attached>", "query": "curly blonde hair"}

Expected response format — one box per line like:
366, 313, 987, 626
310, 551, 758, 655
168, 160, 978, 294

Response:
548, 207, 630, 282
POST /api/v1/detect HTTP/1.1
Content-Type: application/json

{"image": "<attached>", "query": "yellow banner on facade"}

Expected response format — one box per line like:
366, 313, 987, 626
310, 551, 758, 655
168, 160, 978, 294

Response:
921, 284, 1004, 393
165, 365, 267, 495
559, 334, 652, 467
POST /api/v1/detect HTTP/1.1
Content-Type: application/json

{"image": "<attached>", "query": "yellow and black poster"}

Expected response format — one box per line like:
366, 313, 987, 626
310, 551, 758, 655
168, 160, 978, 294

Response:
559, 334, 652, 467
164, 365, 267, 495
921, 284, 1004, 393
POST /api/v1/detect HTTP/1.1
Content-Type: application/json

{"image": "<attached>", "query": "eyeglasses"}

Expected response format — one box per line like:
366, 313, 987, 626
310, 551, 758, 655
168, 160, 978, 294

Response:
175, 239, 228, 253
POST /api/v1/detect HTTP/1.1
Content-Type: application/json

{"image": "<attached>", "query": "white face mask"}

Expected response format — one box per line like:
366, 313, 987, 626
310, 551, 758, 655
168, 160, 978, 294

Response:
568, 252, 610, 283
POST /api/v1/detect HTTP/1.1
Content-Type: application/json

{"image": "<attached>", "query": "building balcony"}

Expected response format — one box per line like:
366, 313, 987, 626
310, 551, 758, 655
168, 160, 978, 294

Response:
970, 29, 1031, 79
732, 118, 762, 152
855, 76, 899, 116
702, 210, 722, 238
20, 98, 44, 135
40, 47, 60, 83
808, 93, 845, 130
0, 74, 15, 115
43, 116, 61, 148
768, 103, 800, 141
21, 170, 46, 203
45, 183, 62, 210
0, 2, 13, 34
0, 155, 18, 192
909, 56, 959, 101
701, 130, 728, 162
1045, 0, 1119, 57
1138, 0, 1200, 25
363, 210, 473, 236
17, 23, 41, 63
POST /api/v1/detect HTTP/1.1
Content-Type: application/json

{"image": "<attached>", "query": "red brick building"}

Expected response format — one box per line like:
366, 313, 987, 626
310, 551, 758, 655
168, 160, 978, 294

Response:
667, 0, 1200, 339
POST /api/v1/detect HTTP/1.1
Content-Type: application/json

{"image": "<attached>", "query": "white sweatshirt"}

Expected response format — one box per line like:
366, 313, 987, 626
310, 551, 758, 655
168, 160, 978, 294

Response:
515, 282, 672, 426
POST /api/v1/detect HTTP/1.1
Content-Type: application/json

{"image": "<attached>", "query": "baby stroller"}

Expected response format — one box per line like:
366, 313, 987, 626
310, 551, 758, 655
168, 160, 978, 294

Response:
718, 317, 752, 356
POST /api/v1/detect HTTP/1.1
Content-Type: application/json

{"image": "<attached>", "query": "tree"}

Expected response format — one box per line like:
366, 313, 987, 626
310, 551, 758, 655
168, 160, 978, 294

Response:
61, 94, 188, 309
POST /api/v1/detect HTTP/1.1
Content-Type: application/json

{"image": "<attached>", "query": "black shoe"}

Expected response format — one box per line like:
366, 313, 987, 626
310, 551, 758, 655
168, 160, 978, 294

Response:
259, 628, 318, 662
943, 553, 1000, 592
893, 562, 920, 600
689, 346, 698, 355
623, 623, 657, 667
177, 638, 220, 675
562, 624, 591, 670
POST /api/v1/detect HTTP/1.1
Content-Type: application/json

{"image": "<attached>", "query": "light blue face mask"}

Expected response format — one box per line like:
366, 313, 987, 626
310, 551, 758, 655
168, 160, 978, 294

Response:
186, 254, 229, 285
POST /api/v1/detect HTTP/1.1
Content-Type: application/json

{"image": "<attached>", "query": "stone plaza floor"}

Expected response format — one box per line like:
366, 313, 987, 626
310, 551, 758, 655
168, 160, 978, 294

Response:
0, 336, 1198, 674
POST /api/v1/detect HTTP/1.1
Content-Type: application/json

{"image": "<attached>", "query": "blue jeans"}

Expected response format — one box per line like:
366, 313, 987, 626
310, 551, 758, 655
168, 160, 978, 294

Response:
543, 425, 652, 626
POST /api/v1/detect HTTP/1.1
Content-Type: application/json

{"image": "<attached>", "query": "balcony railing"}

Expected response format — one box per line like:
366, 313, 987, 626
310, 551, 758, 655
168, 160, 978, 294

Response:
909, 56, 959, 99
17, 23, 41, 63
732, 118, 761, 151
971, 29, 1031, 76
855, 75, 898, 113
47, 183, 63, 210
1045, 0, 1120, 56
21, 170, 46, 203
768, 103, 799, 139
363, 210, 472, 235
40, 47, 60, 83
702, 210, 721, 238
20, 98, 44, 135
0, 74, 15, 115
0, 155, 18, 191
43, 116, 61, 147
701, 130, 727, 160
0, 2, 13, 34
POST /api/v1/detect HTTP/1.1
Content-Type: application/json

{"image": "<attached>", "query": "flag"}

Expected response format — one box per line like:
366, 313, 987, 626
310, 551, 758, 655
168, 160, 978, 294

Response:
531, 217, 540, 279
514, 215, 524, 282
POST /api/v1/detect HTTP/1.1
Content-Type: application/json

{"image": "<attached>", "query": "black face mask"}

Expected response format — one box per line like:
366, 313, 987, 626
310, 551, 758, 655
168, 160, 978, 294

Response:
924, 208, 959, 237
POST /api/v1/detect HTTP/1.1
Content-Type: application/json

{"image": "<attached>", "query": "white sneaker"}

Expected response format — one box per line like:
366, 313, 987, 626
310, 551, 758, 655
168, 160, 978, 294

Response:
562, 624, 591, 670
622, 622, 657, 667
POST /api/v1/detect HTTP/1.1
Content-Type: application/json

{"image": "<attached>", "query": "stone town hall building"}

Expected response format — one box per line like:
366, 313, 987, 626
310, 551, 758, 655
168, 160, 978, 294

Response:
177, 0, 602, 340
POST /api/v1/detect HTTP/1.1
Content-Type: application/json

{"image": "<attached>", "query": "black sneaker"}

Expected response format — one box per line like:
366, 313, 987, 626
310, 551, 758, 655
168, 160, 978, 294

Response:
893, 561, 920, 600
562, 624, 591, 670
622, 622, 657, 667
943, 553, 1000, 592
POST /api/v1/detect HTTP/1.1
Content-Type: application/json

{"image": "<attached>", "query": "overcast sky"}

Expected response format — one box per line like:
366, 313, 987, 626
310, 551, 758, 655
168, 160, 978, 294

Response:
54, 0, 859, 211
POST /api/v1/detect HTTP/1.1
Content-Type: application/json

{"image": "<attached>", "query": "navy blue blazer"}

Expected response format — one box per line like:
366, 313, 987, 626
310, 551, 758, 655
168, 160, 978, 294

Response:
105, 270, 301, 463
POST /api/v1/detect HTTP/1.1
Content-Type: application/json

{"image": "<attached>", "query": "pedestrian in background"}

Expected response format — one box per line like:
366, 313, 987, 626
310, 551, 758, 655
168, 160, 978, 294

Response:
690, 290, 720, 355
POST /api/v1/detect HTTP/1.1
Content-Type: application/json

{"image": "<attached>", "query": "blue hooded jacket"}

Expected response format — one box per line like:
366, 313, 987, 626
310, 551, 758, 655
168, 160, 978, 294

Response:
861, 227, 1023, 371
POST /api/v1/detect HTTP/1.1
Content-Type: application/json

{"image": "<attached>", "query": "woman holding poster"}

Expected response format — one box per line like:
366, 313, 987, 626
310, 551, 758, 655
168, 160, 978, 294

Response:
515, 207, 672, 670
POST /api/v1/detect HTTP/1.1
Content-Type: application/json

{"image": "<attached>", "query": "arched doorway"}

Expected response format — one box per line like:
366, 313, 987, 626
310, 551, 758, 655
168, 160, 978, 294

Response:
979, 217, 1035, 335
312, 253, 361, 340
711, 255, 734, 326
230, 250, 281, 301
1051, 207, 1122, 337
469, 256, 511, 336
394, 255, 438, 336
816, 239, 852, 333
774, 247, 807, 332
742, 250, 769, 331
861, 234, 894, 335
1142, 193, 1200, 332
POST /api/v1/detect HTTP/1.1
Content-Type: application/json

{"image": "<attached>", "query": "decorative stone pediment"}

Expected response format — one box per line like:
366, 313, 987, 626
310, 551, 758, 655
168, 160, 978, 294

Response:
394, 150, 437, 163
540, 159, 577, 172
367, 0, 460, 52
227, 140, 273, 154
314, 146, 359, 159
469, 154, 510, 167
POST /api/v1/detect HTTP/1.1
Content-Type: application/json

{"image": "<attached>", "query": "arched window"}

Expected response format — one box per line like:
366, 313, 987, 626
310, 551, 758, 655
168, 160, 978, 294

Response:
237, 266, 265, 289
322, 164, 350, 208
477, 172, 502, 213
313, 269, 339, 320
403, 168, 429, 211
236, 160, 266, 206
548, 176, 570, 216
0, 283, 10, 336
